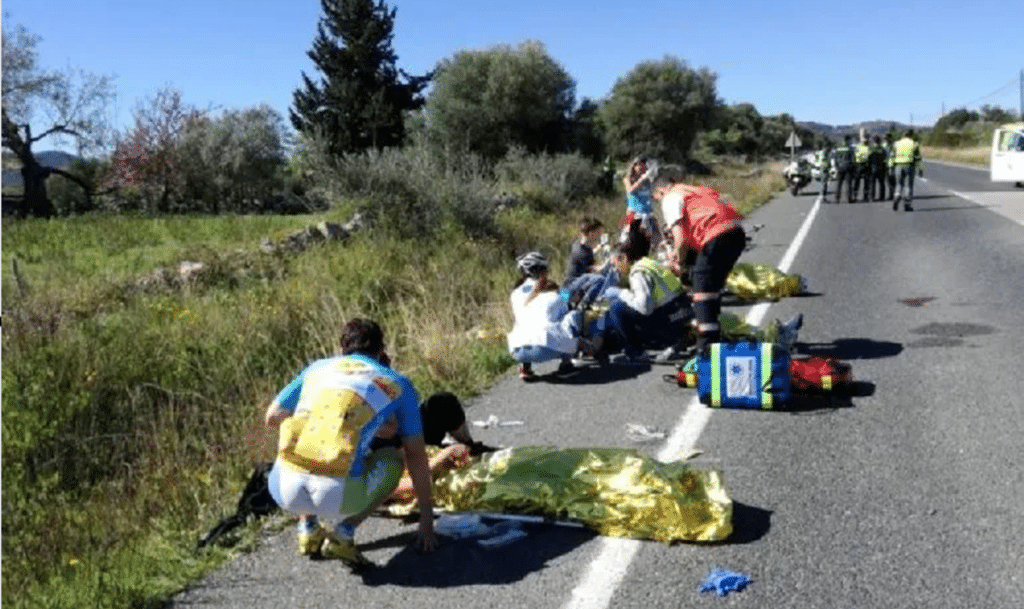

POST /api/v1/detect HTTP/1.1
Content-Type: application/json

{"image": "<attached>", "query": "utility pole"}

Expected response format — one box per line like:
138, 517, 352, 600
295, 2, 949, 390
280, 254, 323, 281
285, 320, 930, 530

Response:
1019, 69, 1023, 120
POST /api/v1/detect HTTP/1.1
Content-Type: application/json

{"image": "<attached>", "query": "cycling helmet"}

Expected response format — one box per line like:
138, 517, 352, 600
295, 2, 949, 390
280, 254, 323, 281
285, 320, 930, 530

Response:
515, 251, 549, 279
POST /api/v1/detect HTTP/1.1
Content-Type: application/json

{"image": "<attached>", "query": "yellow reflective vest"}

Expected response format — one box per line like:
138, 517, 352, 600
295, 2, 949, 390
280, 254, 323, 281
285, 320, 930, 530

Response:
631, 257, 682, 309
854, 143, 870, 164
892, 137, 920, 167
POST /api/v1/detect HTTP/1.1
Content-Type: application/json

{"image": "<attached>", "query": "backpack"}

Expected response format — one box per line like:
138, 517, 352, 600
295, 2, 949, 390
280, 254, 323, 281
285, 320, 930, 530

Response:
197, 461, 279, 550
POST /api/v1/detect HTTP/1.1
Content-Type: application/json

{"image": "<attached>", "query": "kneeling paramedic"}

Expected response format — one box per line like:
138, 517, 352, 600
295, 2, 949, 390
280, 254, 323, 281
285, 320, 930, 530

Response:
603, 240, 690, 363
652, 177, 746, 355
263, 318, 436, 569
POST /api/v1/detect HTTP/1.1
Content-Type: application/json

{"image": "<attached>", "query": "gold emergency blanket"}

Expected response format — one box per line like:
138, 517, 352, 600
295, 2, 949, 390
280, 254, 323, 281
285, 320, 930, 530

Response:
721, 312, 783, 344
726, 262, 804, 301
401, 446, 733, 543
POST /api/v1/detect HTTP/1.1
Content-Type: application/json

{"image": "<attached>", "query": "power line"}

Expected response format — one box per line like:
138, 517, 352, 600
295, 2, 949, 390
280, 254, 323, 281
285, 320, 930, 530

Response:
954, 78, 1018, 110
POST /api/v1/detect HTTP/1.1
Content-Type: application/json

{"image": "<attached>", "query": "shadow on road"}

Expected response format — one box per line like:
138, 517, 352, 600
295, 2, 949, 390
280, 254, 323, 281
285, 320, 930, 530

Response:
911, 205, 989, 212
359, 524, 596, 587
785, 381, 875, 415
724, 502, 772, 544
798, 338, 903, 360
543, 362, 648, 385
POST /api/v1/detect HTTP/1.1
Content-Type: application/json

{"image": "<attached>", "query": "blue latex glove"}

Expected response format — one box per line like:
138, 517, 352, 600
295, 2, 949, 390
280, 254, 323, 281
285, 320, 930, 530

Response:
602, 286, 622, 300
698, 567, 751, 597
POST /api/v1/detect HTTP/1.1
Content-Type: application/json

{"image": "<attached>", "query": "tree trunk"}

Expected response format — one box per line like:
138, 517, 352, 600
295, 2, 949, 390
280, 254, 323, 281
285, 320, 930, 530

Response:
3, 111, 57, 217
21, 160, 56, 218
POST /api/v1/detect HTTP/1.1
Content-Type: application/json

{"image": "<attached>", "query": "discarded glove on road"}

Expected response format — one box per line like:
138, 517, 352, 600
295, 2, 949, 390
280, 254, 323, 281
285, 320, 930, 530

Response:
698, 567, 751, 597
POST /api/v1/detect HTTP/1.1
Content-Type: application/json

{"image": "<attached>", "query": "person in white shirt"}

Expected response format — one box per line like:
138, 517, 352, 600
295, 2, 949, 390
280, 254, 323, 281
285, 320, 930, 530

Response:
507, 252, 581, 381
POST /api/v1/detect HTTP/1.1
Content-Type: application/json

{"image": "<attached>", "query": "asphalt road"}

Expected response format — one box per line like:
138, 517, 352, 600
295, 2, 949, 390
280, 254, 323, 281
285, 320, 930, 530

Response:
174, 162, 1024, 609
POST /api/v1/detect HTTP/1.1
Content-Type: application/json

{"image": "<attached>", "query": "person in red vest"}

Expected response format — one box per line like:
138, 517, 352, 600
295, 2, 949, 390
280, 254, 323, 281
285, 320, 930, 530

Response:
652, 175, 746, 356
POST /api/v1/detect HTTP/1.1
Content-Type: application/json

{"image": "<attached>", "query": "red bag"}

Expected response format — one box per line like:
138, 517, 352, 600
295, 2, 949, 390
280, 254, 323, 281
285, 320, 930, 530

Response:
789, 356, 852, 393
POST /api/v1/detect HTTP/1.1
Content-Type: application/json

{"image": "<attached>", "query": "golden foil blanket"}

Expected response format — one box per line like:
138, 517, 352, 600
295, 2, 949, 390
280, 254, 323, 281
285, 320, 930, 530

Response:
394, 446, 733, 543
726, 262, 804, 301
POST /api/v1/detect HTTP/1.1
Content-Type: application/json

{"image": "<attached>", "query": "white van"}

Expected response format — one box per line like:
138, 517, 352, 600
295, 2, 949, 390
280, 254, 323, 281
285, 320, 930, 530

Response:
991, 122, 1024, 186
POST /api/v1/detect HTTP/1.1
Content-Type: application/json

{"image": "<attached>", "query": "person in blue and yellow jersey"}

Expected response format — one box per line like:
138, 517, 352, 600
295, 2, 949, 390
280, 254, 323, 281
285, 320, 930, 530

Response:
264, 318, 436, 570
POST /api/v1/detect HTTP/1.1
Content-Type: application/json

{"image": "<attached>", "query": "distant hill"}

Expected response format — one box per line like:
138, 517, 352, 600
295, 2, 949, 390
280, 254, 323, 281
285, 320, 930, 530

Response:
798, 120, 917, 139
1, 150, 79, 189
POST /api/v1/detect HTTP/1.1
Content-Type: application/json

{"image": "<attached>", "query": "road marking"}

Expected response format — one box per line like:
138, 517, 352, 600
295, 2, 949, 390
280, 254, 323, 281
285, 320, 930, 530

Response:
563, 196, 822, 609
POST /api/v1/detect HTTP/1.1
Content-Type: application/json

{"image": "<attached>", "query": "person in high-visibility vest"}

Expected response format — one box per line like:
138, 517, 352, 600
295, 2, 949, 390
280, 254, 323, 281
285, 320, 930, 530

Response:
817, 140, 834, 201
831, 135, 855, 203
884, 133, 897, 201
892, 129, 923, 211
652, 176, 746, 356
601, 237, 690, 363
852, 138, 871, 202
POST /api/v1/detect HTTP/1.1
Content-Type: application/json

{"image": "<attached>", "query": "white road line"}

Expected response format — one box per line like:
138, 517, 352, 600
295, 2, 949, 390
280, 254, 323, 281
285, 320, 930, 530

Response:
563, 197, 823, 609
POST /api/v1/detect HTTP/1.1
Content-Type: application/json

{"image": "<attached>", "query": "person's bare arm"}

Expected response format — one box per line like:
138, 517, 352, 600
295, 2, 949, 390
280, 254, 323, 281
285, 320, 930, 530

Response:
264, 401, 290, 428
401, 436, 437, 551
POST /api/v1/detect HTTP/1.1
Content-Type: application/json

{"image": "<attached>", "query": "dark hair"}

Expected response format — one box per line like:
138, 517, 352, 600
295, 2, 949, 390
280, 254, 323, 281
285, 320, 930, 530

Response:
651, 173, 676, 192
617, 219, 650, 262
420, 392, 466, 446
339, 318, 385, 356
580, 216, 603, 234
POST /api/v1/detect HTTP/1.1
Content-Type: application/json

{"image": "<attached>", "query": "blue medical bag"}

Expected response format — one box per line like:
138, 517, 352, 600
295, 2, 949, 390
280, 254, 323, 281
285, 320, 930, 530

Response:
697, 342, 791, 409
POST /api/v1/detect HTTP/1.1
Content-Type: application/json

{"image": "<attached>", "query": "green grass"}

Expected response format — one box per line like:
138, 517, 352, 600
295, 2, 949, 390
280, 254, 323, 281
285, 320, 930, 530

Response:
1, 160, 783, 609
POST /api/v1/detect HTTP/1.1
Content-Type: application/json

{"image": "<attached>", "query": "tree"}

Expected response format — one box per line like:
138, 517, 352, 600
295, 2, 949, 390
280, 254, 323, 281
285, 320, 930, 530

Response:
111, 87, 202, 213
290, 0, 429, 156
425, 40, 576, 160
979, 104, 1017, 124
179, 104, 290, 213
2, 18, 114, 217
598, 57, 718, 163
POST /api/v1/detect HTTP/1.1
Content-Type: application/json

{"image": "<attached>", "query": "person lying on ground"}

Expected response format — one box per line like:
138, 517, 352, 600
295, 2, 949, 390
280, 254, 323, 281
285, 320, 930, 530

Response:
373, 391, 494, 503
262, 318, 436, 570
508, 252, 582, 381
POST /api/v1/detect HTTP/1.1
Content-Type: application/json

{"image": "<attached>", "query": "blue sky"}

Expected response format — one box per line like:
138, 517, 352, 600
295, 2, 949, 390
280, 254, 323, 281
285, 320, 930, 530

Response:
5, 0, 1022, 150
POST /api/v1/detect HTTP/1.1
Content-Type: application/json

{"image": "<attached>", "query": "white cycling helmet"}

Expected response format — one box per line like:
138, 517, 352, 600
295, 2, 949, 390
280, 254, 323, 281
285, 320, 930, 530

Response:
515, 251, 549, 279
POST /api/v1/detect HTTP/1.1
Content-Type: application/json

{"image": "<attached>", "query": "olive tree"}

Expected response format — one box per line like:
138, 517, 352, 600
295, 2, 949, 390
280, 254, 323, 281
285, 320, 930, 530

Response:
425, 40, 576, 160
598, 56, 718, 163
1, 18, 114, 216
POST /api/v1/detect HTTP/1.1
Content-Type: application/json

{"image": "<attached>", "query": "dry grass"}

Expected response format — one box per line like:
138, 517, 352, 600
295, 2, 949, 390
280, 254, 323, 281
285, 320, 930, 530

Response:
921, 145, 989, 167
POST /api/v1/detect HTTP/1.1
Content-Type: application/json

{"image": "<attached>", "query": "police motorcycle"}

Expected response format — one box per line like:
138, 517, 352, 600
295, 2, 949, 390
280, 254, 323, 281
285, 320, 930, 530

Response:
783, 155, 814, 196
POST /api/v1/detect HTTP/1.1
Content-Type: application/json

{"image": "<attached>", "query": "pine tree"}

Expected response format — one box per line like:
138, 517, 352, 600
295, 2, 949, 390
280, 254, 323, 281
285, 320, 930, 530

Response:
290, 0, 429, 155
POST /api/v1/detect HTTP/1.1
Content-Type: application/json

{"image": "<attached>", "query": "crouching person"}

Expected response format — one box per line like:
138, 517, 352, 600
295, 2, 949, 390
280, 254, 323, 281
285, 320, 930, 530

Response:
603, 240, 691, 363
652, 177, 746, 355
263, 318, 436, 570
508, 252, 582, 381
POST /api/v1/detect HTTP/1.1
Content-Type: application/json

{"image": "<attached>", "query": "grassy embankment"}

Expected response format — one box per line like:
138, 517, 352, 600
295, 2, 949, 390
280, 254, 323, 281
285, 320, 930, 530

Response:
921, 145, 989, 167
1, 157, 784, 609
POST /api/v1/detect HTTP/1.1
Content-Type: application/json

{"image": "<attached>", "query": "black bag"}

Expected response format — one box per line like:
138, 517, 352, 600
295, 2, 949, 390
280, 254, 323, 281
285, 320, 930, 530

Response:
197, 461, 279, 550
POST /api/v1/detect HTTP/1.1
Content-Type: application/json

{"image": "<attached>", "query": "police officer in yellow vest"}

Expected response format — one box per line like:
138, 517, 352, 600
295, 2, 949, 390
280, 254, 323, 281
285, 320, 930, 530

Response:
852, 138, 871, 202
816, 140, 834, 201
892, 129, 923, 212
